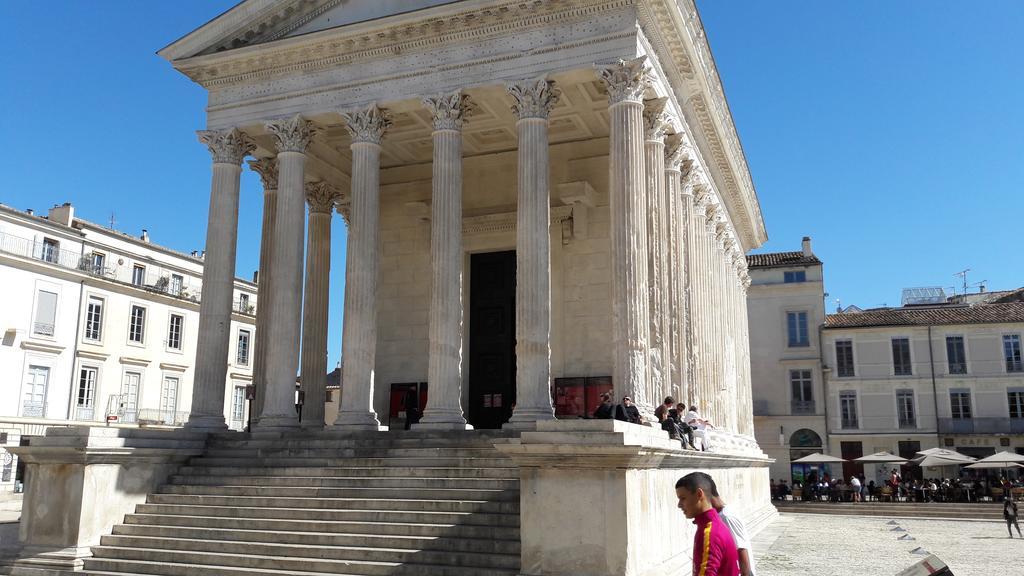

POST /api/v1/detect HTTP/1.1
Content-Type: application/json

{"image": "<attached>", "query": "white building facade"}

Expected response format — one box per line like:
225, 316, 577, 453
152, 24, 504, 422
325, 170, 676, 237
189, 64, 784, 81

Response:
746, 238, 828, 482
822, 290, 1024, 481
0, 202, 257, 491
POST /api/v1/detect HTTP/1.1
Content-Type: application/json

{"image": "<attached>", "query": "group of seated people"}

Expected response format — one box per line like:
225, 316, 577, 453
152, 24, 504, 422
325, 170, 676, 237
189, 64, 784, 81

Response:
770, 471, 1024, 503
590, 394, 715, 451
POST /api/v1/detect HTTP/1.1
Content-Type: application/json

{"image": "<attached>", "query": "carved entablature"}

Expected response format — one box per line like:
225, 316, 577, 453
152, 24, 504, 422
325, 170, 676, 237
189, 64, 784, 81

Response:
197, 128, 255, 165
507, 77, 561, 120
266, 114, 318, 153
305, 181, 340, 214
248, 157, 279, 191
596, 56, 652, 105
642, 97, 670, 141
422, 91, 473, 131
342, 103, 391, 145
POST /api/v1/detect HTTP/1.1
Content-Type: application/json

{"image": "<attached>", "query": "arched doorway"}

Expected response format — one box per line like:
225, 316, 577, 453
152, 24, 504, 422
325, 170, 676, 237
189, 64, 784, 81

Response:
789, 429, 825, 485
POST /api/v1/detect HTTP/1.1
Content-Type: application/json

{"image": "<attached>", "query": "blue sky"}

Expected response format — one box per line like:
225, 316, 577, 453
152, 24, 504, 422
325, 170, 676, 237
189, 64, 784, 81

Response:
1, 2, 1020, 369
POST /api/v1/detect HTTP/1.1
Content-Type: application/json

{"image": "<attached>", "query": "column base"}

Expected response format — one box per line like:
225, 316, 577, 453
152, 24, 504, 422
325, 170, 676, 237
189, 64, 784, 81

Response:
416, 409, 472, 430
184, 414, 228, 432
8, 545, 91, 576
254, 414, 300, 431
332, 410, 387, 431
505, 408, 556, 430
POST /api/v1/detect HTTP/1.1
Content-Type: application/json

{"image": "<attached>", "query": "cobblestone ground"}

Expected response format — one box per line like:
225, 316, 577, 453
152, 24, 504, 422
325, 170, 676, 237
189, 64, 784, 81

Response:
752, 513, 1022, 575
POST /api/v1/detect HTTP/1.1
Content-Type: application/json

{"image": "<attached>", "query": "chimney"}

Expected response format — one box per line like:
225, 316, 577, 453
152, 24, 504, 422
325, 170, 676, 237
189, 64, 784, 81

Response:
141, 229, 150, 243
200, 250, 206, 260
47, 203, 75, 226
253, 270, 260, 284
801, 236, 812, 257
26, 208, 34, 216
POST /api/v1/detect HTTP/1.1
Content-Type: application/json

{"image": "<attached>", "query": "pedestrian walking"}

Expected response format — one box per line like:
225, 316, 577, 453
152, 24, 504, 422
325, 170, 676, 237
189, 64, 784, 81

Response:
1005, 497, 1022, 538
710, 485, 757, 575
675, 472, 739, 576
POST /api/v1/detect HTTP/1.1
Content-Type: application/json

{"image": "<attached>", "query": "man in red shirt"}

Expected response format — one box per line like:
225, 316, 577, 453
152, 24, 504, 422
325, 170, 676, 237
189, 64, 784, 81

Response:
676, 472, 740, 576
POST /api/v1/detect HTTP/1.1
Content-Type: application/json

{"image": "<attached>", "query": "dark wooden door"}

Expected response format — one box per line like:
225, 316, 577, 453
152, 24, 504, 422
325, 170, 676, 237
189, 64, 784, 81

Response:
841, 441, 864, 479
468, 251, 516, 429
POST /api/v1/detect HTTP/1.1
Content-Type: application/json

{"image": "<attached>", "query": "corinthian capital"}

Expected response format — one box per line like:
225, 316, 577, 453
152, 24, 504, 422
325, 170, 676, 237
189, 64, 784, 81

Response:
197, 128, 255, 165
265, 115, 318, 153
596, 56, 652, 104
342, 103, 391, 145
643, 97, 670, 141
247, 157, 279, 190
422, 91, 473, 131
664, 133, 685, 171
507, 76, 561, 120
305, 181, 341, 214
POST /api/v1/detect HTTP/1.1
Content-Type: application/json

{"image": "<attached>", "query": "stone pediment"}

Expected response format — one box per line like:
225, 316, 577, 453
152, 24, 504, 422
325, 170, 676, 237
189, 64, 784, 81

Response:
160, 0, 460, 60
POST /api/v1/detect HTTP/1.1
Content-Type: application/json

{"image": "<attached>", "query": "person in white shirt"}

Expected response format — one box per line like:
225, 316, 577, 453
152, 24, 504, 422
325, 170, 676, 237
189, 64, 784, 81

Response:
849, 475, 862, 503
684, 405, 714, 451
709, 483, 756, 576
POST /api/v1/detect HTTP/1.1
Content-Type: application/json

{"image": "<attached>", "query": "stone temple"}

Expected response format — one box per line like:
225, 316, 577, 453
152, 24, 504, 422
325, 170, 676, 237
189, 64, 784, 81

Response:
4, 1, 776, 575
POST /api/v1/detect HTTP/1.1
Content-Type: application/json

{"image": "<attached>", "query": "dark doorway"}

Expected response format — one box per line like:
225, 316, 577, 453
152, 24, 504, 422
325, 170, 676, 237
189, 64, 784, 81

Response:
840, 441, 864, 480
468, 251, 516, 429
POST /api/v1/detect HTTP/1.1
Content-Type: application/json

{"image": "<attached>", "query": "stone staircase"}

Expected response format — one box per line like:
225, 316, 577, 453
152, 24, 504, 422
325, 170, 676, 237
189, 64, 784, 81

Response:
81, 430, 522, 576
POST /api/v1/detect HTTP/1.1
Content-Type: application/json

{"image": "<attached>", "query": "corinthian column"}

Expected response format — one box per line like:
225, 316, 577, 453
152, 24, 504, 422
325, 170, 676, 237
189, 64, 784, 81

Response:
418, 92, 473, 430
597, 56, 653, 419
664, 135, 687, 406
643, 97, 671, 410
188, 128, 254, 431
300, 181, 340, 428
257, 115, 317, 430
334, 104, 390, 430
247, 157, 278, 425
506, 76, 561, 428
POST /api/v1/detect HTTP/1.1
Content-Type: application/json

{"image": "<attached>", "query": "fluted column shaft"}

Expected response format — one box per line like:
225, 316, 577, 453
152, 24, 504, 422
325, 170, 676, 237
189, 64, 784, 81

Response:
420, 92, 472, 430
248, 158, 278, 425
259, 115, 316, 430
189, 129, 254, 431
300, 183, 338, 428
335, 104, 390, 430
598, 58, 653, 418
507, 78, 561, 428
643, 98, 670, 411
665, 138, 686, 405
680, 171, 696, 408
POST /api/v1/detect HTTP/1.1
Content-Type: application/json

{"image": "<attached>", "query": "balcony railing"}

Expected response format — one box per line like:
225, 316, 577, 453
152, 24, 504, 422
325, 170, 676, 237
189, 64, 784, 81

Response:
21, 401, 45, 418
32, 322, 55, 337
938, 417, 1024, 434
898, 418, 917, 429
137, 409, 190, 426
74, 406, 95, 421
233, 299, 256, 316
948, 363, 967, 375
791, 400, 815, 415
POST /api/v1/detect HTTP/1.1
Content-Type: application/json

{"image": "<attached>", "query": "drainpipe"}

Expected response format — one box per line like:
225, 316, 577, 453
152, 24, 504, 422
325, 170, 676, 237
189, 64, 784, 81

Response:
819, 323, 831, 454
927, 325, 941, 448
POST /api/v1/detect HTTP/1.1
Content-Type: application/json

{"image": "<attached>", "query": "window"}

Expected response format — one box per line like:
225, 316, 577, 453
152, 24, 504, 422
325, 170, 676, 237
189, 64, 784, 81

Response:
950, 390, 972, 419
132, 265, 146, 287
160, 376, 179, 423
237, 329, 251, 366
836, 340, 855, 377
786, 311, 809, 347
946, 336, 967, 374
784, 270, 807, 283
76, 367, 97, 420
231, 386, 246, 428
239, 293, 250, 313
23, 365, 50, 417
896, 390, 916, 428
170, 274, 184, 296
892, 338, 912, 376
790, 370, 813, 414
167, 314, 184, 350
1009, 390, 1024, 420
40, 238, 58, 263
90, 252, 105, 275
84, 296, 103, 341
1005, 335, 1023, 373
121, 371, 141, 423
839, 391, 858, 428
33, 290, 58, 336
128, 305, 146, 343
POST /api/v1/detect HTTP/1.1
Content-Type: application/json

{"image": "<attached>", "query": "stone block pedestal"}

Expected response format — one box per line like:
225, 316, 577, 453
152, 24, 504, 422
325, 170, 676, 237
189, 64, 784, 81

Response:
1, 427, 205, 574
495, 419, 776, 576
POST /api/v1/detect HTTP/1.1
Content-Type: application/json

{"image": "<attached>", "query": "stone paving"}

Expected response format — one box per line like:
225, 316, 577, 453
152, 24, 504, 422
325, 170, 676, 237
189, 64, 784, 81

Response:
752, 513, 1021, 575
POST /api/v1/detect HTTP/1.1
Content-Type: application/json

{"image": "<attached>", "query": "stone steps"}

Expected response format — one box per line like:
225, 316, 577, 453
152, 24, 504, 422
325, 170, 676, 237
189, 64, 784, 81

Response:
84, 432, 522, 575
775, 501, 1005, 520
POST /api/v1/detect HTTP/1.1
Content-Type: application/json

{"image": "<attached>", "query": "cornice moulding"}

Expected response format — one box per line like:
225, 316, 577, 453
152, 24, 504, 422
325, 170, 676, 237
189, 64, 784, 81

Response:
119, 356, 151, 367
20, 340, 66, 355
463, 205, 573, 235
76, 349, 111, 361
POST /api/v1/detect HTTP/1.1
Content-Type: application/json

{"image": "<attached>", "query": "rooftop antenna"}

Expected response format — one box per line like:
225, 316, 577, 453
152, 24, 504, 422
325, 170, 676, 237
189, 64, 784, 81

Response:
835, 297, 842, 313
108, 212, 117, 230
954, 268, 970, 296
972, 280, 987, 293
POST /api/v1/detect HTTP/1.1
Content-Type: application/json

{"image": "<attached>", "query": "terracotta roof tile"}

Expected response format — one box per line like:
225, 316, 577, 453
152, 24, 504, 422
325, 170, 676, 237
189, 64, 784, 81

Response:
746, 251, 821, 269
825, 302, 1024, 329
